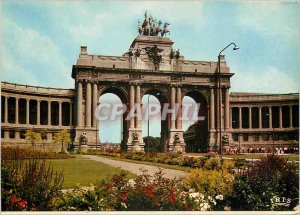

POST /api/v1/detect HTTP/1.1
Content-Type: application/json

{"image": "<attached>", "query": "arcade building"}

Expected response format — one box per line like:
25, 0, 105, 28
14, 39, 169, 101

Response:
1, 14, 299, 153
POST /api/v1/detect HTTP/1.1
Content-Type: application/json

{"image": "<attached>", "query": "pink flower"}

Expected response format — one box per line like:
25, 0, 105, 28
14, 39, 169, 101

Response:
18, 200, 27, 209
10, 196, 19, 204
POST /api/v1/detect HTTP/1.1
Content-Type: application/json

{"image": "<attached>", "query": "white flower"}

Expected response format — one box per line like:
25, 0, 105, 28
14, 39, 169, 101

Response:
207, 196, 216, 205
215, 195, 224, 201
121, 202, 127, 209
200, 202, 210, 211
189, 192, 205, 200
179, 191, 189, 198
224, 206, 231, 211
127, 179, 136, 187
189, 192, 200, 199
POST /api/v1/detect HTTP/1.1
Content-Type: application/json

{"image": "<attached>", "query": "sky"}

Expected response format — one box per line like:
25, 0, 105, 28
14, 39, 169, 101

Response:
1, 1, 299, 142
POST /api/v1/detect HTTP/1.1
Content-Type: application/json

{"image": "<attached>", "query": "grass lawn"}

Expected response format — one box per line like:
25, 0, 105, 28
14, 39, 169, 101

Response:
188, 153, 299, 161
45, 156, 136, 188
97, 155, 191, 172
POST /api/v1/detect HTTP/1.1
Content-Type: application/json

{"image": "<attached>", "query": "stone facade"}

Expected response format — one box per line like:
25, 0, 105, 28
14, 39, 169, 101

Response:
1, 35, 299, 153
1, 82, 75, 151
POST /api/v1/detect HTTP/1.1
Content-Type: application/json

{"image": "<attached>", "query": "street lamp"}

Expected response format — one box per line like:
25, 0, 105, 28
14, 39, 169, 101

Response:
96, 102, 100, 150
147, 95, 151, 153
217, 43, 239, 156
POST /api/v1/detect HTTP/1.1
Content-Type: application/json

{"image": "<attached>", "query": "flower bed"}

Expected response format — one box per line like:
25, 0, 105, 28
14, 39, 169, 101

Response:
56, 169, 224, 211
86, 149, 240, 171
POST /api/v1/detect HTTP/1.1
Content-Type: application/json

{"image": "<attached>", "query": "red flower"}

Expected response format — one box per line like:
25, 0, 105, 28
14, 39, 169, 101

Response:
171, 193, 177, 201
121, 190, 129, 201
145, 185, 155, 198
18, 200, 27, 209
155, 202, 160, 207
183, 204, 190, 210
10, 196, 19, 204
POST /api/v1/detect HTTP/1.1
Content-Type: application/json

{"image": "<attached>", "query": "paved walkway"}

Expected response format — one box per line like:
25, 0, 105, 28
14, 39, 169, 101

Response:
81, 155, 186, 179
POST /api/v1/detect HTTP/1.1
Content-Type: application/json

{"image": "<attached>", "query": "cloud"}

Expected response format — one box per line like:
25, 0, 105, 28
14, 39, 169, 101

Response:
2, 15, 72, 88
237, 2, 299, 39
231, 66, 299, 94
1, 51, 40, 85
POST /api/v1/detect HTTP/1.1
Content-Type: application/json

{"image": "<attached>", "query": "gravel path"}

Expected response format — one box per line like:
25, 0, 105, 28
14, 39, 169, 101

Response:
80, 155, 186, 179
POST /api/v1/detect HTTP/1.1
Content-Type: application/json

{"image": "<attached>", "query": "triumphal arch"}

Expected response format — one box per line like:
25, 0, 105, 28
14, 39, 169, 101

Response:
2, 13, 298, 153
72, 13, 233, 152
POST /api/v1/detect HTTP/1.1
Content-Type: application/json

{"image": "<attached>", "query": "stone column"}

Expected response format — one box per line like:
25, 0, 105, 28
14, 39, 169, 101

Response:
229, 107, 232, 128
48, 101, 51, 126
47, 133, 52, 142
239, 107, 242, 129
4, 130, 9, 139
15, 98, 19, 124
129, 84, 135, 129
37, 100, 40, 125
249, 107, 252, 129
92, 83, 98, 127
279, 106, 282, 128
26, 99, 30, 124
15, 131, 20, 139
269, 107, 272, 129
135, 85, 141, 129
77, 81, 83, 127
85, 82, 92, 127
4, 96, 8, 123
258, 107, 262, 129
70, 103, 73, 126
58, 101, 62, 126
225, 88, 230, 130
176, 87, 182, 130
170, 86, 176, 129
289, 105, 293, 128
209, 88, 215, 130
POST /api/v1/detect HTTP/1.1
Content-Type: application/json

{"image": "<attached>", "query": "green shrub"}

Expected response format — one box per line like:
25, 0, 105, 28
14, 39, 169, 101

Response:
183, 169, 235, 198
1, 147, 73, 160
204, 157, 222, 170
229, 155, 299, 211
1, 159, 64, 211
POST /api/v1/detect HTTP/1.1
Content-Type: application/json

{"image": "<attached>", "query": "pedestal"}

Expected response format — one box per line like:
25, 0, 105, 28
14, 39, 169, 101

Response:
126, 129, 144, 152
77, 145, 89, 153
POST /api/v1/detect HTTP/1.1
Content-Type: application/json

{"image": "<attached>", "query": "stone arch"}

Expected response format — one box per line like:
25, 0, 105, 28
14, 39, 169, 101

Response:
141, 87, 170, 152
183, 89, 209, 152
98, 85, 129, 150
99, 85, 128, 104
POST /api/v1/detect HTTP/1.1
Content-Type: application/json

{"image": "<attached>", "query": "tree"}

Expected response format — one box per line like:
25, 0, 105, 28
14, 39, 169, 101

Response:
143, 136, 161, 153
53, 130, 71, 153
40, 129, 48, 151
25, 130, 42, 149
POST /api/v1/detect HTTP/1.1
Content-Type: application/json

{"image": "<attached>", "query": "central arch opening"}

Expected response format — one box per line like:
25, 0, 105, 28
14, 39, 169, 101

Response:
141, 89, 169, 153
183, 90, 208, 153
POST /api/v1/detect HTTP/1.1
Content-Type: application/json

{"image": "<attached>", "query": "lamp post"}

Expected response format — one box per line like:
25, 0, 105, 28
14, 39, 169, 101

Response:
217, 43, 239, 156
96, 102, 100, 150
147, 95, 151, 153
272, 127, 275, 155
